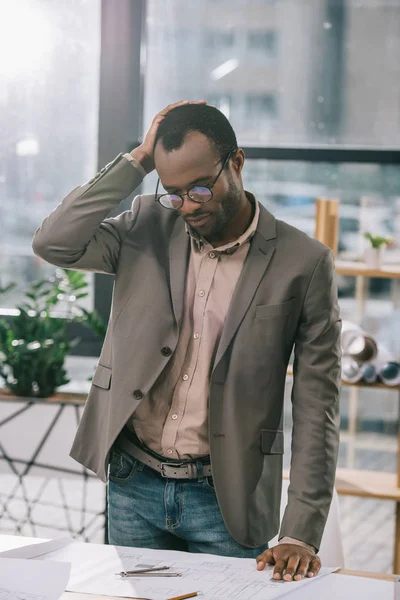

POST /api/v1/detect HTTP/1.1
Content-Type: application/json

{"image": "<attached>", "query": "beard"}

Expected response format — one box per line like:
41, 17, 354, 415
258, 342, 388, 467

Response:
201, 175, 242, 240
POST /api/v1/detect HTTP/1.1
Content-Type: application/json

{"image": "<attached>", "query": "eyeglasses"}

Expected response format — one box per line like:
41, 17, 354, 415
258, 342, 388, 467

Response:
155, 148, 236, 210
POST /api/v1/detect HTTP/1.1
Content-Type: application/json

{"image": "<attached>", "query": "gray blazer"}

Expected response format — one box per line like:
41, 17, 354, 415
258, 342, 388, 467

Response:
32, 153, 341, 550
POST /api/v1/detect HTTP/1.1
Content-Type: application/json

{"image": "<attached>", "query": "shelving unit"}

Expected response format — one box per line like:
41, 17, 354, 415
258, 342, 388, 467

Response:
286, 365, 400, 391
0, 390, 105, 541
287, 260, 400, 572
335, 261, 400, 279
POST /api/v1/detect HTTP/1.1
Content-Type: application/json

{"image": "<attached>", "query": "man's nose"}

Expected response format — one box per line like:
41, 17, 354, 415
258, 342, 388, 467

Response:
178, 195, 202, 217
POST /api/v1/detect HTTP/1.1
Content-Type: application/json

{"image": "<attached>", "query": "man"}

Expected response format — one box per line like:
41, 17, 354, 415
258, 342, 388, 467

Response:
32, 101, 341, 582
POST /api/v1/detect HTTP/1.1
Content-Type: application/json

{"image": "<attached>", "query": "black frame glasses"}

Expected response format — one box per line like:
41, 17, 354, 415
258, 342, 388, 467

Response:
155, 148, 237, 210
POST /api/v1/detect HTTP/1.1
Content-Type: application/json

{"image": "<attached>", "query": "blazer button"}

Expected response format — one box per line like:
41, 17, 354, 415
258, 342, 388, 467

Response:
132, 389, 143, 400
161, 346, 172, 357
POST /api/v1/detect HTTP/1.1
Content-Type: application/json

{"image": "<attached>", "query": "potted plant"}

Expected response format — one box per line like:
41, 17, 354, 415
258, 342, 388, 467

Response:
0, 269, 106, 398
363, 232, 393, 269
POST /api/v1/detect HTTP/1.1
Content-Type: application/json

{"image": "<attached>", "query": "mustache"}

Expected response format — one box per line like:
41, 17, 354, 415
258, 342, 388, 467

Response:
183, 212, 211, 222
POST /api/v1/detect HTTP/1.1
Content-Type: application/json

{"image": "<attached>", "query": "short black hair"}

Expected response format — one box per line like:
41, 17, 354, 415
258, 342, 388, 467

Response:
154, 104, 238, 160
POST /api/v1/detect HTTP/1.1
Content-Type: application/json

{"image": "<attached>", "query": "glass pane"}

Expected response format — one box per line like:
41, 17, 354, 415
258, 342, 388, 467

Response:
241, 159, 400, 297
144, 0, 400, 146
142, 157, 400, 285
0, 0, 101, 310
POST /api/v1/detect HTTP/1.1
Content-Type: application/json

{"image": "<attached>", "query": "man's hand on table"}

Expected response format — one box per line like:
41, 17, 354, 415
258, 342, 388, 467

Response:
256, 543, 321, 581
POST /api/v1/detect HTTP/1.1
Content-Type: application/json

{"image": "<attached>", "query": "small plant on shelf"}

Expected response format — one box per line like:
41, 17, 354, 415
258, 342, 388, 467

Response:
363, 232, 393, 249
363, 232, 393, 269
0, 269, 106, 398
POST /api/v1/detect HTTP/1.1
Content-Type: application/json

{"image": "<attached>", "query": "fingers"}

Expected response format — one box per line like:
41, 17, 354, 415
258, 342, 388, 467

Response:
272, 558, 287, 580
145, 100, 207, 149
258, 545, 321, 582
138, 99, 208, 173
307, 556, 322, 578
158, 99, 207, 117
256, 549, 273, 570
293, 556, 310, 581
281, 554, 301, 581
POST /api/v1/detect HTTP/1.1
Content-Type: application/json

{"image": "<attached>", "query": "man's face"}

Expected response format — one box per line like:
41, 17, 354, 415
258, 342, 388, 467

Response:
154, 131, 244, 240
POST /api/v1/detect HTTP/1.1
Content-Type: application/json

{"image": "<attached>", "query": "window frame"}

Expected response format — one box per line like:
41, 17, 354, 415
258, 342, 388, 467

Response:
2, 0, 399, 358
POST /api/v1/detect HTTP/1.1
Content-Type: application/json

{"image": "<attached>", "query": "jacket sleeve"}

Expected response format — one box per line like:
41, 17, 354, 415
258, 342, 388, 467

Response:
32, 153, 144, 274
279, 248, 342, 551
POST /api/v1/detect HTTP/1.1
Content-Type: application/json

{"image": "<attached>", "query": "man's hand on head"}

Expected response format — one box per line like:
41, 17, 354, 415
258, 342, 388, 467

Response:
256, 543, 321, 582
130, 100, 207, 175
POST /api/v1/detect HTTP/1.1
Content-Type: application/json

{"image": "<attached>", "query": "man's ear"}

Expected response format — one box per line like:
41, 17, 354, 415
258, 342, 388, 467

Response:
231, 148, 245, 175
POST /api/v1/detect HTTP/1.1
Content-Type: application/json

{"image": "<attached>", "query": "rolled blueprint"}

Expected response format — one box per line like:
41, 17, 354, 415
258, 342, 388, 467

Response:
341, 321, 377, 363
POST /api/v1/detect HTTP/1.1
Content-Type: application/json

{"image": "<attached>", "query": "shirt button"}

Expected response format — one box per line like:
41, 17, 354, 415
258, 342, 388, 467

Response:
182, 374, 189, 381
161, 346, 172, 357
209, 252, 216, 258
132, 389, 143, 400
193, 333, 199, 339
167, 449, 173, 455
171, 414, 178, 420
199, 290, 205, 297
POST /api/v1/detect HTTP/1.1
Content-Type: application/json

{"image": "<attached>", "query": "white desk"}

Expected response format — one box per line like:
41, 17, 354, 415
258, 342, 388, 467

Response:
0, 535, 395, 600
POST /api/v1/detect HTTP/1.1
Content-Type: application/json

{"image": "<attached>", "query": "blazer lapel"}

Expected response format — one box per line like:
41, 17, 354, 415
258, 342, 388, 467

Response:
213, 206, 277, 370
169, 218, 190, 329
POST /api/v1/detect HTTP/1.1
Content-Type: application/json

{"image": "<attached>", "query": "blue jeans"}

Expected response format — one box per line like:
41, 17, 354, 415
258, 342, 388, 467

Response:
107, 448, 269, 558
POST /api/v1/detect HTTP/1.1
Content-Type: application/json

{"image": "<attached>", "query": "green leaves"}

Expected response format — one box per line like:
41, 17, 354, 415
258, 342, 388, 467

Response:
363, 232, 393, 249
78, 307, 107, 339
0, 282, 16, 298
0, 269, 106, 398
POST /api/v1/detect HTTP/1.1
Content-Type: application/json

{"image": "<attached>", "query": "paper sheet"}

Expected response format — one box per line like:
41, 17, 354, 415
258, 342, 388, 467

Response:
281, 572, 394, 599
0, 558, 70, 600
44, 540, 335, 600
0, 538, 72, 560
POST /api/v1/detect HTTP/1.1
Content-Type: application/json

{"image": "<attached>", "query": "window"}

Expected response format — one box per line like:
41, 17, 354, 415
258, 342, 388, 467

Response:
142, 0, 400, 301
144, 0, 400, 147
206, 31, 235, 49
0, 0, 101, 310
242, 159, 400, 296
247, 30, 277, 56
244, 94, 277, 118
207, 95, 233, 120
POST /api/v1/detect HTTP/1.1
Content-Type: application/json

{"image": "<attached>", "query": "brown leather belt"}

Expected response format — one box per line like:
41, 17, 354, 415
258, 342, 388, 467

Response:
115, 431, 212, 480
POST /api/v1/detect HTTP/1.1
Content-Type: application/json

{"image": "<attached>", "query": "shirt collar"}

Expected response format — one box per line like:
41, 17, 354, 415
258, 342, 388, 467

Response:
186, 191, 260, 254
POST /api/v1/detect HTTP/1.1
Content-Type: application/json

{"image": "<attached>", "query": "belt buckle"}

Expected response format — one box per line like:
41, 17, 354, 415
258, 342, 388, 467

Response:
160, 461, 184, 478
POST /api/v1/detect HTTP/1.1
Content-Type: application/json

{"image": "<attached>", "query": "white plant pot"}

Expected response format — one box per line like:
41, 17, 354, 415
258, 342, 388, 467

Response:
364, 246, 385, 269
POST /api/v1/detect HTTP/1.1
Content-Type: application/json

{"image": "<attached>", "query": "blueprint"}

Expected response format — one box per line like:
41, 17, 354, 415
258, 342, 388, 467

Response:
43, 540, 335, 600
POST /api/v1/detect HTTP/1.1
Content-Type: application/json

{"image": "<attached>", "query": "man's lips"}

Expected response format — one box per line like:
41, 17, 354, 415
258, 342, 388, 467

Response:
186, 213, 212, 226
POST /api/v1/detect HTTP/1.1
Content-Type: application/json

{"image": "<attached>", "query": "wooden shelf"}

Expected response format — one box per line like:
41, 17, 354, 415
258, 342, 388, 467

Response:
335, 260, 400, 279
336, 569, 397, 582
335, 469, 400, 501
283, 468, 400, 501
286, 365, 400, 390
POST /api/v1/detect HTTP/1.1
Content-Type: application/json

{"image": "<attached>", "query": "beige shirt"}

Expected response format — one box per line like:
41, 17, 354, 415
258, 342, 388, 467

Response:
131, 194, 260, 459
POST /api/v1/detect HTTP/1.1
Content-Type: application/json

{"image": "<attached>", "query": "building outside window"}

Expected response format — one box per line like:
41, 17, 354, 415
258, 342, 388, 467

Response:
143, 0, 400, 287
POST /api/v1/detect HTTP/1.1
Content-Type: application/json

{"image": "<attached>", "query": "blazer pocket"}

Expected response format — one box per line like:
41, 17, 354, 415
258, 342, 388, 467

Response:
261, 429, 284, 455
92, 364, 112, 390
256, 297, 296, 319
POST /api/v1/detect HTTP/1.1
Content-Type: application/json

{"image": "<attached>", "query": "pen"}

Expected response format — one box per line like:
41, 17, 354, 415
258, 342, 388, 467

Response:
117, 566, 171, 576
167, 593, 198, 600
120, 572, 181, 577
